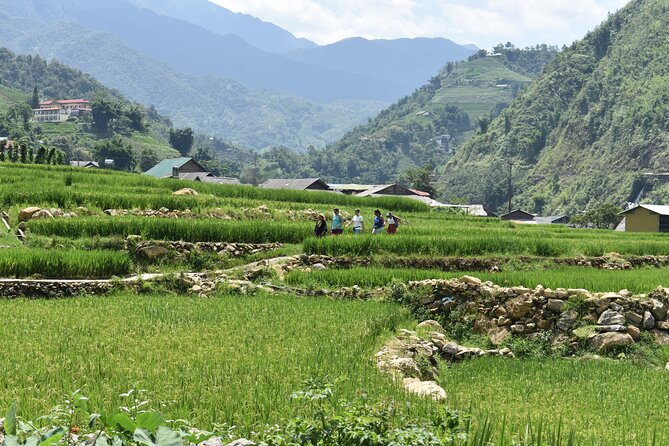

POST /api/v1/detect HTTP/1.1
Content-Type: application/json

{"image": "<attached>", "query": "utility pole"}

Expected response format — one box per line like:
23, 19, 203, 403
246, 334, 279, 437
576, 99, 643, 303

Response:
507, 160, 514, 214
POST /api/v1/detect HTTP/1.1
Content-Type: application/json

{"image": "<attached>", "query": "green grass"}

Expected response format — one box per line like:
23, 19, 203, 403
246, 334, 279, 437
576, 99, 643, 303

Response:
441, 357, 669, 445
0, 248, 131, 278
0, 292, 418, 431
284, 266, 669, 294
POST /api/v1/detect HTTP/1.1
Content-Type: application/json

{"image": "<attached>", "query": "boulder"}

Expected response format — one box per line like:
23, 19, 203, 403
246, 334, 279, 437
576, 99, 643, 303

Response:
649, 299, 667, 321
31, 209, 54, 220
546, 299, 565, 312
402, 378, 447, 401
173, 188, 199, 196
18, 207, 41, 222
597, 309, 625, 326
505, 295, 533, 320
417, 320, 445, 332
625, 311, 643, 327
657, 321, 669, 331
652, 330, 669, 346
589, 332, 634, 353
595, 325, 627, 333
136, 245, 170, 261
557, 310, 579, 331
627, 326, 641, 341
642, 311, 655, 330
459, 275, 481, 285
311, 263, 327, 271
489, 327, 510, 346
510, 324, 525, 335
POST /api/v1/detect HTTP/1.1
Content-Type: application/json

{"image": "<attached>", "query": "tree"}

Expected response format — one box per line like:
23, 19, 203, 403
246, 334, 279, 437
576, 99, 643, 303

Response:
405, 164, 435, 197
169, 128, 194, 156
138, 147, 159, 172
91, 96, 121, 132
92, 137, 136, 171
30, 86, 39, 110
125, 104, 147, 132
19, 143, 27, 163
35, 146, 47, 164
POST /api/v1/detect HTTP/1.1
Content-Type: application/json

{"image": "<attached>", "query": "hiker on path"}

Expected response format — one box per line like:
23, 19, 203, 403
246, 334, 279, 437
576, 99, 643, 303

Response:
314, 213, 328, 237
386, 212, 402, 235
346, 208, 364, 235
331, 208, 344, 236
372, 209, 385, 235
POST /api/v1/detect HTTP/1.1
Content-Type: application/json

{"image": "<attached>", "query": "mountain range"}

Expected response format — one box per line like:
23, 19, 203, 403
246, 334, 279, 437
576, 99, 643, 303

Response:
441, 0, 669, 214
0, 0, 476, 149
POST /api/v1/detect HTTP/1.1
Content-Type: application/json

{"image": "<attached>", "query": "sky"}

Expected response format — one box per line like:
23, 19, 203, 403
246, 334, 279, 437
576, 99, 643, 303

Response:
210, 0, 631, 49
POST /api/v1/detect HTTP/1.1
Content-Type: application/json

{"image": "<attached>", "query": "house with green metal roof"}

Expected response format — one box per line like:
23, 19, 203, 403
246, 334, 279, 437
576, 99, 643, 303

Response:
144, 157, 207, 178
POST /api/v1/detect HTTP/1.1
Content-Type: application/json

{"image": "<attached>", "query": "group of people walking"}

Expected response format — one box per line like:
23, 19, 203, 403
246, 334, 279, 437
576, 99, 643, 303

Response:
314, 208, 402, 237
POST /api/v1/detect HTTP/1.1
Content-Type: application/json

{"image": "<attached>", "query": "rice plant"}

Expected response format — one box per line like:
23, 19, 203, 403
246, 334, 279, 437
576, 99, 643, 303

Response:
0, 248, 131, 278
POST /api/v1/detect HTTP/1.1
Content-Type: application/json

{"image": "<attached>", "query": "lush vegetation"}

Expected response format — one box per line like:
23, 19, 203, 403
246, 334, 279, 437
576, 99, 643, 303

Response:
0, 248, 130, 278
442, 0, 669, 214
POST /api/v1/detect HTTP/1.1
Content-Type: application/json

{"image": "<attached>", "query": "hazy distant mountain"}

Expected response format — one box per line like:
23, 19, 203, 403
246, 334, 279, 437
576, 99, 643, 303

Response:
125, 0, 316, 54
285, 37, 476, 97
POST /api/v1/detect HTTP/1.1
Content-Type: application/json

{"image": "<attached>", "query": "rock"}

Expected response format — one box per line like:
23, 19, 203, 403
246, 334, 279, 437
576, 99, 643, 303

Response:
199, 438, 226, 446
18, 207, 41, 222
537, 319, 552, 330
627, 326, 641, 341
420, 295, 437, 305
505, 295, 533, 320
546, 299, 565, 312
572, 325, 597, 340
136, 245, 170, 261
460, 275, 481, 285
589, 332, 634, 353
32, 209, 54, 220
625, 311, 643, 327
388, 358, 421, 377
497, 316, 512, 326
652, 330, 669, 346
494, 306, 507, 317
557, 310, 579, 331
311, 263, 326, 271
595, 325, 627, 333
417, 320, 445, 332
609, 302, 623, 312
642, 311, 655, 330
510, 324, 525, 335
597, 309, 625, 326
226, 441, 255, 446
173, 188, 199, 196
489, 327, 510, 346
104, 209, 120, 216
402, 378, 447, 401
649, 299, 667, 321
17, 221, 27, 231
657, 321, 669, 331
49, 208, 64, 218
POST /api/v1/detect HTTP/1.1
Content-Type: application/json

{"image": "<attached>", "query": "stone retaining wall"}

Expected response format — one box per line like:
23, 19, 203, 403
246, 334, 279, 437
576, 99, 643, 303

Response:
409, 276, 669, 350
0, 280, 113, 298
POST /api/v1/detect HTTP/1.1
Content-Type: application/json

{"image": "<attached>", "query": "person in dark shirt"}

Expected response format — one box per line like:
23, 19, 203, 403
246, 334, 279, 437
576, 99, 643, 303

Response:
314, 213, 328, 237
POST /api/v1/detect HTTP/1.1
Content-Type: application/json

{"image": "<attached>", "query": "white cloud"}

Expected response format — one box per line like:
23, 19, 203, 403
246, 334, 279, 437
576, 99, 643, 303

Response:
210, 0, 630, 48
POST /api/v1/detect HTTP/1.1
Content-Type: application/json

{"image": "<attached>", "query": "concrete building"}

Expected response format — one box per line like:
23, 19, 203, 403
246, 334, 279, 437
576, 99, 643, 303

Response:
144, 157, 240, 184
34, 99, 91, 123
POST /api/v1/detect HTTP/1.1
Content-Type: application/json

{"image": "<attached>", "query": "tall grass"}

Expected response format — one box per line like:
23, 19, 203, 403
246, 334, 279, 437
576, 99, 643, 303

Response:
0, 248, 131, 278
284, 266, 669, 293
29, 217, 314, 243
303, 233, 669, 257
442, 357, 669, 445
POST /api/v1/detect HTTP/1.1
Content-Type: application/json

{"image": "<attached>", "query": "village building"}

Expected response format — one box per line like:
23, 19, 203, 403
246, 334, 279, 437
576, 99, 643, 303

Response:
355, 183, 421, 198
619, 204, 669, 232
533, 215, 570, 225
69, 161, 100, 169
33, 99, 91, 123
500, 209, 535, 222
144, 157, 240, 184
260, 178, 330, 191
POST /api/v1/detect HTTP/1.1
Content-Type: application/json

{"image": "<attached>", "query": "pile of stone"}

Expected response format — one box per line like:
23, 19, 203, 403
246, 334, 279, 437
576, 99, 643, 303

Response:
128, 239, 283, 261
376, 320, 514, 401
18, 207, 78, 224
410, 276, 669, 351
0, 280, 113, 298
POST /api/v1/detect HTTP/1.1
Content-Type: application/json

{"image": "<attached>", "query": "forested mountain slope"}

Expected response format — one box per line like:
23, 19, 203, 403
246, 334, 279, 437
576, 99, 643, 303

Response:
441, 0, 669, 214
274, 46, 555, 185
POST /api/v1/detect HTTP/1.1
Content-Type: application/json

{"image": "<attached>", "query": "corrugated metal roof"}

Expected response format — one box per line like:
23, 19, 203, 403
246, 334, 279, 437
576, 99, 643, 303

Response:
260, 178, 328, 190
356, 184, 415, 197
144, 157, 194, 178
621, 204, 669, 216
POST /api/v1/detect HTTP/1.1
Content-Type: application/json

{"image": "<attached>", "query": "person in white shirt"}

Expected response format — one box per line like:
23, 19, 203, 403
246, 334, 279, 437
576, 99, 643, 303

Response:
386, 212, 401, 235
346, 208, 364, 234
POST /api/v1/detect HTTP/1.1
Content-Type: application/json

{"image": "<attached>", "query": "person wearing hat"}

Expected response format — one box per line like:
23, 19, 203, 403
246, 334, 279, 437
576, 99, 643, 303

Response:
346, 208, 364, 235
314, 213, 328, 237
331, 208, 344, 236
371, 209, 385, 235
386, 212, 401, 235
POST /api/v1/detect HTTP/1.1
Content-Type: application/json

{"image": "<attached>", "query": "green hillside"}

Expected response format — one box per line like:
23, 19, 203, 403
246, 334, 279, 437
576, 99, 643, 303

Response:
0, 48, 178, 163
249, 46, 554, 185
441, 0, 669, 214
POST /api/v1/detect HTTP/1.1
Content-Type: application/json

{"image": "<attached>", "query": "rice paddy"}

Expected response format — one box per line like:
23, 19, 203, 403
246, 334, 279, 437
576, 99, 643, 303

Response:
3, 162, 669, 443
